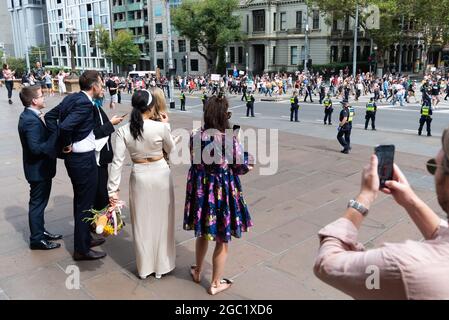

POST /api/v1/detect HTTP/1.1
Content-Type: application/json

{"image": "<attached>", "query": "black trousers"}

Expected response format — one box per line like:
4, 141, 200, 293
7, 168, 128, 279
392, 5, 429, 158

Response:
304, 89, 313, 102
319, 93, 325, 104
28, 179, 52, 245
418, 116, 432, 135
324, 109, 333, 124
65, 151, 98, 254
345, 124, 352, 147
5, 80, 13, 99
365, 112, 376, 129
94, 165, 109, 211
180, 100, 185, 111
117, 91, 121, 104
246, 103, 255, 117
290, 106, 298, 121
337, 128, 350, 151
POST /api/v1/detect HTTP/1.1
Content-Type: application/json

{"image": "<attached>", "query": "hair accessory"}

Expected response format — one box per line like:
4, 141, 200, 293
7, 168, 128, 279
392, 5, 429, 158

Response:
140, 89, 153, 106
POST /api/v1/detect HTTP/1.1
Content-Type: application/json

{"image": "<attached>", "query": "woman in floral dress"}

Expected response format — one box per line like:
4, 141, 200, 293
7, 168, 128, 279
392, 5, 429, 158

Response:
184, 95, 253, 295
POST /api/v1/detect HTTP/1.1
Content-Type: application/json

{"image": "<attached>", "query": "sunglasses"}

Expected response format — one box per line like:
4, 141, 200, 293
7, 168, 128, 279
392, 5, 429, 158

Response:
426, 158, 440, 175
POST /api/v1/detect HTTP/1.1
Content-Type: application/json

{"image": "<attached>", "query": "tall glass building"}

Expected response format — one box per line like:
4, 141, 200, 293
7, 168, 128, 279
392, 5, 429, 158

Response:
46, 0, 111, 71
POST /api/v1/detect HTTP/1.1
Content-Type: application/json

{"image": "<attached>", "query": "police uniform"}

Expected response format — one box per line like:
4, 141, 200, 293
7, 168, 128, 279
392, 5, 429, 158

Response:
364, 100, 377, 130
246, 94, 255, 117
201, 93, 208, 111
180, 92, 186, 111
323, 97, 333, 125
418, 104, 432, 136
346, 105, 355, 149
337, 105, 350, 153
290, 96, 299, 122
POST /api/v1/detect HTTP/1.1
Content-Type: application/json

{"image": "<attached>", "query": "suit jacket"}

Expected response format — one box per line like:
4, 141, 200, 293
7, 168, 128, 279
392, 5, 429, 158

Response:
18, 108, 57, 182
45, 92, 95, 155
93, 105, 115, 166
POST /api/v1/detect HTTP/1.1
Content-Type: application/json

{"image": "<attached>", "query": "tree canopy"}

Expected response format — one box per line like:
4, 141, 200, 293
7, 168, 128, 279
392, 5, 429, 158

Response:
107, 30, 141, 74
171, 0, 243, 73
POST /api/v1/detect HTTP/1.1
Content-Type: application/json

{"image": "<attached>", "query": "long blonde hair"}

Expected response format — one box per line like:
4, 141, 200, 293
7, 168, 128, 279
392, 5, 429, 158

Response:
149, 87, 167, 121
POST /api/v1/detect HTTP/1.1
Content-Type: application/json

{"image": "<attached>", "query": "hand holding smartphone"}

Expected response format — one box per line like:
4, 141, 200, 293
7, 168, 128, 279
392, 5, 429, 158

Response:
375, 145, 395, 189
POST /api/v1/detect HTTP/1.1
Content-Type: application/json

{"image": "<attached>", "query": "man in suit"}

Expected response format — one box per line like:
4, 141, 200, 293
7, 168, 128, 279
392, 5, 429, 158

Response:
45, 70, 106, 261
18, 85, 62, 250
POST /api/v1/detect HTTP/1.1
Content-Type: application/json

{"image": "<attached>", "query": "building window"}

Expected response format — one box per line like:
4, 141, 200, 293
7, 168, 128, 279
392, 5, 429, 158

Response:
296, 11, 302, 30
331, 46, 338, 62
157, 58, 164, 69
280, 12, 287, 31
156, 41, 163, 52
171, 40, 175, 52
238, 47, 243, 64
190, 39, 198, 52
291, 46, 298, 65
312, 10, 320, 29
252, 9, 265, 32
272, 46, 276, 64
178, 39, 186, 52
229, 46, 235, 63
332, 18, 338, 31
190, 59, 199, 72
344, 15, 350, 31
342, 46, 350, 62
273, 12, 276, 31
246, 14, 249, 33
154, 4, 163, 17
155, 23, 163, 34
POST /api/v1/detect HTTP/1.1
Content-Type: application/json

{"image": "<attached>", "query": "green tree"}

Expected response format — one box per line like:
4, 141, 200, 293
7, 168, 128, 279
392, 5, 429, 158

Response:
107, 30, 141, 74
29, 45, 48, 65
6, 57, 26, 77
312, 0, 404, 71
172, 0, 243, 73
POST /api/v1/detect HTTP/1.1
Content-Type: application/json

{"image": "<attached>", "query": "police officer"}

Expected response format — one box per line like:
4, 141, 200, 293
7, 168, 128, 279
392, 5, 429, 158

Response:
337, 101, 350, 154
346, 102, 355, 150
418, 101, 432, 136
364, 97, 377, 130
201, 89, 208, 111
323, 94, 333, 125
180, 90, 186, 111
246, 92, 255, 117
290, 91, 299, 122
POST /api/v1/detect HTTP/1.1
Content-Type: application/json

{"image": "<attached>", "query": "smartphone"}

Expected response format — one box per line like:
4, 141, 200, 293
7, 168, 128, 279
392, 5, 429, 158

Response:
121, 113, 128, 118
233, 124, 241, 132
375, 145, 395, 189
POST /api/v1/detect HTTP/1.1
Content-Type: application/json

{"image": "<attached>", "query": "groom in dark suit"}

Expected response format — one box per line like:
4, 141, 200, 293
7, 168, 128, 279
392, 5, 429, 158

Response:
18, 85, 62, 250
45, 70, 106, 261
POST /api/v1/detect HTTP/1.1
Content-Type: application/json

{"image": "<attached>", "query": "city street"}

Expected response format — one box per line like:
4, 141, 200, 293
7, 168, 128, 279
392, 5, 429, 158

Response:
0, 86, 444, 300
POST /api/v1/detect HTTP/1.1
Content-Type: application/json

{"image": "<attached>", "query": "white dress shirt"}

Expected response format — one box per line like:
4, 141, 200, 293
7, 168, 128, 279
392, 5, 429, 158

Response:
72, 91, 95, 153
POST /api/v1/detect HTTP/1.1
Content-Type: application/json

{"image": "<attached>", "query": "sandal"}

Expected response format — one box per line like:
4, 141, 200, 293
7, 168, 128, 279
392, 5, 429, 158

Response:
190, 265, 201, 283
207, 278, 233, 295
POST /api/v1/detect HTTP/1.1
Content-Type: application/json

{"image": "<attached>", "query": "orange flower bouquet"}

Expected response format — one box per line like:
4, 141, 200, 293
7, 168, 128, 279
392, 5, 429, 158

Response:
84, 201, 126, 237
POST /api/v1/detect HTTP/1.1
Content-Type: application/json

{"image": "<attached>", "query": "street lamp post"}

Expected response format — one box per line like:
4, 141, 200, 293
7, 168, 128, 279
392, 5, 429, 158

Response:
304, 4, 309, 73
245, 51, 249, 76
352, 2, 359, 76
165, 0, 175, 109
65, 25, 78, 76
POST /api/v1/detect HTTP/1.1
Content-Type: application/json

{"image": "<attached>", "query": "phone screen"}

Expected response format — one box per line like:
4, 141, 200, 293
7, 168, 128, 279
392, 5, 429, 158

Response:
375, 145, 395, 189
233, 125, 241, 132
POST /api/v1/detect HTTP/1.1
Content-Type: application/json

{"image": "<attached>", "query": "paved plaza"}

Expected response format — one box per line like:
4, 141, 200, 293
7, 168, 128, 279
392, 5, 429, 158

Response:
0, 87, 445, 300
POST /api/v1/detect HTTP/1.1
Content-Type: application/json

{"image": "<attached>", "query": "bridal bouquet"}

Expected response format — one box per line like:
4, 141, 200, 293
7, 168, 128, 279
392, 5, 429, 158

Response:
84, 201, 126, 237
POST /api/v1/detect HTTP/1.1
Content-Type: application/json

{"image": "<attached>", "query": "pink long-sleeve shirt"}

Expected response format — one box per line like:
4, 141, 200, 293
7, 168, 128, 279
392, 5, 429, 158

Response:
314, 217, 449, 299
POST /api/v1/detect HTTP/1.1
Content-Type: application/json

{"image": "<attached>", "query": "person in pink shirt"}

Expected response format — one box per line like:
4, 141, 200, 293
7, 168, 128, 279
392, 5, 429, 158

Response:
314, 128, 449, 299
2, 64, 15, 104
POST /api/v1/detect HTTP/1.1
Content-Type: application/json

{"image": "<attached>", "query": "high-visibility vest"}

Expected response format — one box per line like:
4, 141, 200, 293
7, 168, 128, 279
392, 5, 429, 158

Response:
323, 99, 332, 107
246, 95, 252, 102
421, 105, 430, 116
348, 107, 355, 122
201, 94, 207, 101
290, 97, 295, 104
180, 94, 185, 100
366, 103, 375, 112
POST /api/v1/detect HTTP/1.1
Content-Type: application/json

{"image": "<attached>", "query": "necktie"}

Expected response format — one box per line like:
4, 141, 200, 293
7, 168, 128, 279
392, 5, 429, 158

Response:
39, 112, 46, 126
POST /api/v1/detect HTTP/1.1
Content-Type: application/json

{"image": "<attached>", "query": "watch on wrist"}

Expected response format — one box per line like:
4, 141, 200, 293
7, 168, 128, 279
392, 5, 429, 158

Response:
347, 199, 369, 216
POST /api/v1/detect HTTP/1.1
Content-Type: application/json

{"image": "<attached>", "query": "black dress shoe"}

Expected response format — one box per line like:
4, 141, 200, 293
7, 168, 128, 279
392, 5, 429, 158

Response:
90, 238, 105, 248
30, 239, 61, 250
44, 231, 63, 241
73, 249, 107, 261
